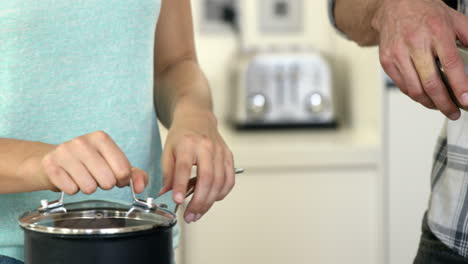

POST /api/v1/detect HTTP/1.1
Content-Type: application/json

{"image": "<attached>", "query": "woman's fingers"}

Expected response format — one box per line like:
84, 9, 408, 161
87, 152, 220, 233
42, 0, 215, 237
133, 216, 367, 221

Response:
184, 146, 214, 223
40, 131, 148, 195
130, 167, 148, 194
218, 149, 235, 201
210, 148, 225, 203
54, 145, 98, 195
69, 137, 116, 190
160, 148, 175, 196
195, 147, 225, 221
172, 145, 196, 205
42, 156, 78, 195
164, 135, 235, 223
89, 131, 132, 187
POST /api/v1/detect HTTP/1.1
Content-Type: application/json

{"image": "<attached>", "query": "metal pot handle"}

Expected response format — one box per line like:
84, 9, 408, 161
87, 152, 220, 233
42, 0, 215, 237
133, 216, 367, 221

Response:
38, 184, 159, 214
129, 179, 153, 208
39, 192, 66, 213
39, 168, 245, 213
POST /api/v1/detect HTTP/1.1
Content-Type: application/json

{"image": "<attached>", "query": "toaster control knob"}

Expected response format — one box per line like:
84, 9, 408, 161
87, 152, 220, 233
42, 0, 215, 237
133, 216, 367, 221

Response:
306, 92, 327, 114
247, 93, 268, 118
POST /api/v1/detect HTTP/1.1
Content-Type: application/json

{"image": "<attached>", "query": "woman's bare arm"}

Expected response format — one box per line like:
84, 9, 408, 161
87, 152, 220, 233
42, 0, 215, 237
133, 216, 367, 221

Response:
0, 139, 54, 193
153, 0, 213, 128
153, 0, 236, 223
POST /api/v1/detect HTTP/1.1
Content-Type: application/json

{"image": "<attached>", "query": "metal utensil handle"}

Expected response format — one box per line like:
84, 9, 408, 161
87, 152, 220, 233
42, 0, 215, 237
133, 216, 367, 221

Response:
174, 167, 245, 213
185, 168, 245, 198
185, 168, 244, 199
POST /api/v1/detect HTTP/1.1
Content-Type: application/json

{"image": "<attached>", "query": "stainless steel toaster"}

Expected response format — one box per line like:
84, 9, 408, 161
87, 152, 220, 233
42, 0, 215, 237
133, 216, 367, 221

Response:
230, 50, 337, 129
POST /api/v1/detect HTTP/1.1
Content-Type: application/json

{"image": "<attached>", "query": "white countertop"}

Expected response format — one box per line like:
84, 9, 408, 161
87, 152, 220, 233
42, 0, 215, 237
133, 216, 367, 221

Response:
220, 125, 380, 169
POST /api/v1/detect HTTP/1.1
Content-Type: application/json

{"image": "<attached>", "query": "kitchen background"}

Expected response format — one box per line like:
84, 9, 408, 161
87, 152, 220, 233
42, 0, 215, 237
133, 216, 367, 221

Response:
160, 0, 446, 263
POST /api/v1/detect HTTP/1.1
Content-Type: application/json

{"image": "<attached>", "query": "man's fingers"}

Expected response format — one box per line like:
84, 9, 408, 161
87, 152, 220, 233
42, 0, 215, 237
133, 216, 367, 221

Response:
434, 32, 468, 109
380, 48, 408, 94
453, 11, 468, 46
397, 51, 437, 109
383, 62, 409, 95
411, 50, 460, 119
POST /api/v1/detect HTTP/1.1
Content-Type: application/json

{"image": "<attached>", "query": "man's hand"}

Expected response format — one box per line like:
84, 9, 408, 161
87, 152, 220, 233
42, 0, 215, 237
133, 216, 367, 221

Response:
373, 0, 468, 119
159, 110, 235, 224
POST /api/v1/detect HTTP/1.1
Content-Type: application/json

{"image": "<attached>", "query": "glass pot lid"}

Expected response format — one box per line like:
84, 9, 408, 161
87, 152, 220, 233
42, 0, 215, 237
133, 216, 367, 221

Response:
18, 168, 245, 235
19, 188, 176, 235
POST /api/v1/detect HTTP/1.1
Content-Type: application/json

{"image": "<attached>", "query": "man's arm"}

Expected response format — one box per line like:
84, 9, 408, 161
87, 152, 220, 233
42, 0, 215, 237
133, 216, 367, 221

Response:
332, 0, 459, 45
332, 0, 468, 120
332, 0, 381, 46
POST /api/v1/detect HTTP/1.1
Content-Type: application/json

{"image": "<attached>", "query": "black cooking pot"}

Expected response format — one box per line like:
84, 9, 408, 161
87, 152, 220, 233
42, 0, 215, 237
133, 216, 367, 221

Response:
18, 168, 244, 264
19, 185, 178, 264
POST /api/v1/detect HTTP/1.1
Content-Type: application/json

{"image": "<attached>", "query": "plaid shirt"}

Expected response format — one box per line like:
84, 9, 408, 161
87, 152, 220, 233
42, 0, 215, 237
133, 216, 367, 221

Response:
427, 119, 468, 257
328, 0, 468, 258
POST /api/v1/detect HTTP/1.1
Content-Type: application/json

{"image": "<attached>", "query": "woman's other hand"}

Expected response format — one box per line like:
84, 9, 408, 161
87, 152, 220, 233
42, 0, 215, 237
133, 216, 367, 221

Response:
160, 110, 235, 224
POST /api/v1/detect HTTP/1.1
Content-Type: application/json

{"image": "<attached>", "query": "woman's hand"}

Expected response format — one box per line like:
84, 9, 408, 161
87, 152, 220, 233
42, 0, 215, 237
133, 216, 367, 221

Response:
37, 131, 148, 195
373, 0, 468, 119
159, 110, 235, 224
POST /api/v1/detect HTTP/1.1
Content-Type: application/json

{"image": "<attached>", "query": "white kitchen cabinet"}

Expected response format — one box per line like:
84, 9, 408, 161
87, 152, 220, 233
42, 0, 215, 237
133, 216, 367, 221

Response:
178, 167, 380, 264
385, 87, 444, 264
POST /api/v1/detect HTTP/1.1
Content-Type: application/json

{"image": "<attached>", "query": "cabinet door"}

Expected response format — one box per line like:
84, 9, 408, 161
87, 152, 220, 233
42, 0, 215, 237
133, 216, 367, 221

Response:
387, 88, 444, 264
178, 168, 379, 264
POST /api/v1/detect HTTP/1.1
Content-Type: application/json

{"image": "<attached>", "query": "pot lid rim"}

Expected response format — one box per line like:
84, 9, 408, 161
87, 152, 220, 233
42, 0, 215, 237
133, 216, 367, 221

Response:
18, 200, 177, 235
19, 219, 177, 235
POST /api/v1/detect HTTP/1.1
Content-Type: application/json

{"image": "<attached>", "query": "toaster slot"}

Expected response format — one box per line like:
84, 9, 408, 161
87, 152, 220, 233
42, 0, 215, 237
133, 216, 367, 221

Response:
290, 64, 300, 104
